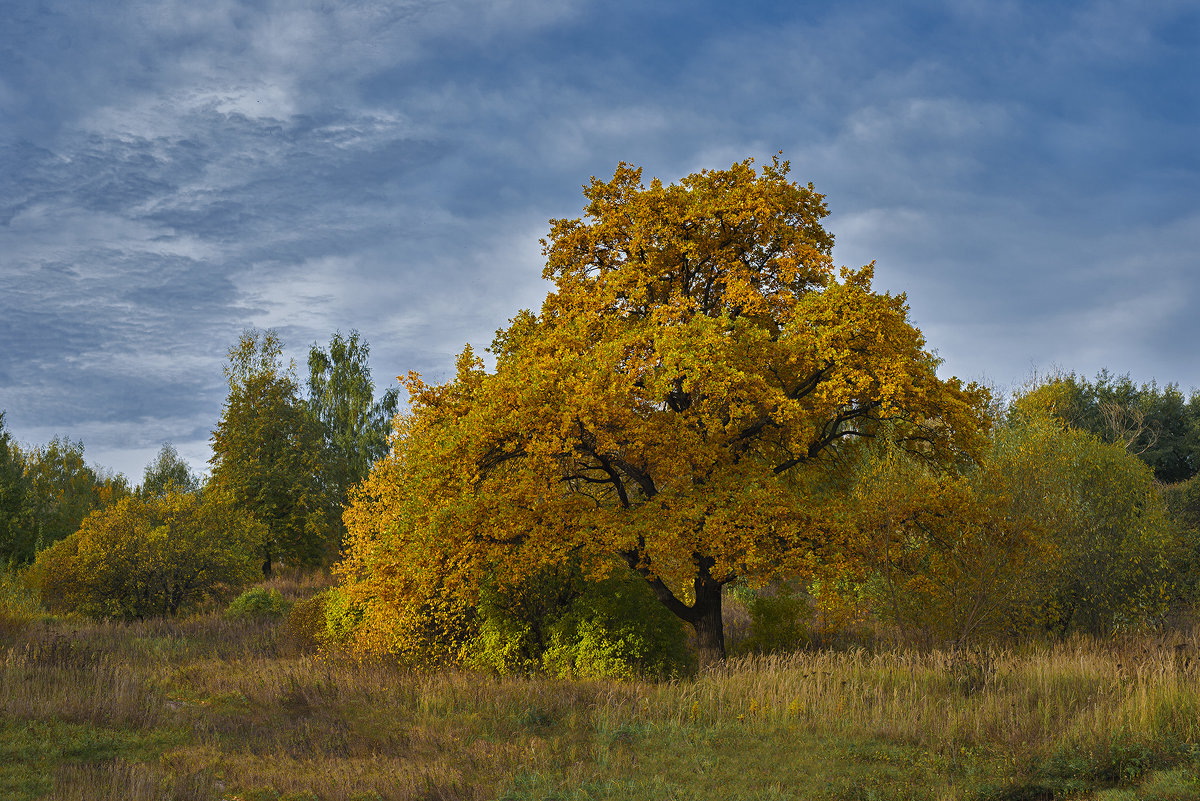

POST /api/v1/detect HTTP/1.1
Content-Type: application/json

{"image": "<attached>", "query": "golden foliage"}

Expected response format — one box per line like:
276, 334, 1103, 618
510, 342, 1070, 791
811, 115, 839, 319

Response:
338, 157, 991, 662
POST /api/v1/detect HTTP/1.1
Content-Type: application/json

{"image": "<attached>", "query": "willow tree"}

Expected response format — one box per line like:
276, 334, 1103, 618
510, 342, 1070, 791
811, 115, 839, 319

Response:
341, 158, 990, 665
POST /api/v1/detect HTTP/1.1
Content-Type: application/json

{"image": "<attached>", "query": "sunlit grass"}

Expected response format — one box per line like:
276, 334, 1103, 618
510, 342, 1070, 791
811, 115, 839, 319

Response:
3, 575, 1200, 800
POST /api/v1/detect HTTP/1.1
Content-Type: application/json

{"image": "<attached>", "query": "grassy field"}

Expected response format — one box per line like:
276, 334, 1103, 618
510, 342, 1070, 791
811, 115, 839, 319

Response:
3, 575, 1200, 800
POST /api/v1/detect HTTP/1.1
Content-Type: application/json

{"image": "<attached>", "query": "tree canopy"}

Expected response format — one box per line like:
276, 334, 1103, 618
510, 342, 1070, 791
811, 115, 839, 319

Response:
209, 330, 333, 575
339, 157, 991, 664
306, 330, 399, 545
28, 489, 263, 619
0, 412, 27, 563
0, 428, 129, 565
1026, 369, 1200, 483
140, 442, 200, 498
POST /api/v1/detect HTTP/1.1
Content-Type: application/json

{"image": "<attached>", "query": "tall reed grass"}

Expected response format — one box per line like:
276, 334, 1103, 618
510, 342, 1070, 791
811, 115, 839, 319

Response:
596, 634, 1200, 755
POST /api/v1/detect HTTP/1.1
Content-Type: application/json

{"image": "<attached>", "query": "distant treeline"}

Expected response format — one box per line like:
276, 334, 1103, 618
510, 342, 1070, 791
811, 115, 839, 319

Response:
1, 329, 398, 620
1029, 368, 1200, 483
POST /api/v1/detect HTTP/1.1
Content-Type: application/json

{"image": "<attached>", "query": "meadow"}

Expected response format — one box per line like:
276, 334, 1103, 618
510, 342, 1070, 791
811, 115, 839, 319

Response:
3, 571, 1200, 801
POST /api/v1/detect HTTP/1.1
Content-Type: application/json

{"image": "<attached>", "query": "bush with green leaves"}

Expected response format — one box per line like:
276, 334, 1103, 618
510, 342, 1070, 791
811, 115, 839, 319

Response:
27, 489, 264, 619
465, 563, 585, 674
226, 587, 290, 620
1162, 474, 1200, 609
465, 564, 693, 680
321, 586, 364, 645
540, 577, 695, 680
733, 583, 812, 655
1005, 413, 1177, 635
851, 404, 1179, 641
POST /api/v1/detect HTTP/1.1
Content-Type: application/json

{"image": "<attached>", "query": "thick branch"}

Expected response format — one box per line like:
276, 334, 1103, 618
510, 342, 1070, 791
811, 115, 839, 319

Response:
666, 376, 692, 412
591, 452, 632, 509
739, 361, 837, 448
479, 438, 526, 474
607, 453, 657, 499
619, 547, 695, 621
574, 419, 658, 500
786, 361, 835, 401
773, 400, 882, 474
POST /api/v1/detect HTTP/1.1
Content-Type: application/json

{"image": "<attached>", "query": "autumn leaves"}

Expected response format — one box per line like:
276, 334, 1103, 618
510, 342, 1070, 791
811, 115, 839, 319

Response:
337, 157, 991, 665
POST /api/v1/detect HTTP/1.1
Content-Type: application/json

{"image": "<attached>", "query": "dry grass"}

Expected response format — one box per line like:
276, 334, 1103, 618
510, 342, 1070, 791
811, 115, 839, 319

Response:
258, 565, 336, 603
44, 761, 219, 801
3, 588, 1200, 800
615, 635, 1200, 753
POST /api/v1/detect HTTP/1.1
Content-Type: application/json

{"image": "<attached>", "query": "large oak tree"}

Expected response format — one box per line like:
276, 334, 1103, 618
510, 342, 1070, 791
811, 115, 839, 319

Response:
341, 158, 990, 664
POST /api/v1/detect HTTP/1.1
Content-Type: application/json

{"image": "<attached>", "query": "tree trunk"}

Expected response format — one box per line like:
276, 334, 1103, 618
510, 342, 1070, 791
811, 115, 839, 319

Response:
626, 550, 729, 666
691, 580, 726, 667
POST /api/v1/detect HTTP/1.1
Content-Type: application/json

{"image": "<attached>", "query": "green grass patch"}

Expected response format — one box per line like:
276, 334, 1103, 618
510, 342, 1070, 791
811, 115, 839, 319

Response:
498, 722, 1006, 800
0, 718, 184, 801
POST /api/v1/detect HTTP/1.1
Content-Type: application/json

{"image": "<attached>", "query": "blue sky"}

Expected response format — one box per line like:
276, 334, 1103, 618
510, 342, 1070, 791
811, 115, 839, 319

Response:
1, 0, 1197, 480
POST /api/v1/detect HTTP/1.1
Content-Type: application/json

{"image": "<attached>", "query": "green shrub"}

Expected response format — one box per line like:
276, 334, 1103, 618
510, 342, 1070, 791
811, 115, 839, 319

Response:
540, 572, 693, 680
470, 606, 542, 674
226, 587, 290, 620
27, 490, 264, 619
1162, 475, 1200, 609
994, 405, 1178, 636
465, 564, 693, 680
465, 563, 583, 674
321, 586, 364, 645
735, 584, 812, 655
328, 558, 695, 678
852, 410, 1180, 641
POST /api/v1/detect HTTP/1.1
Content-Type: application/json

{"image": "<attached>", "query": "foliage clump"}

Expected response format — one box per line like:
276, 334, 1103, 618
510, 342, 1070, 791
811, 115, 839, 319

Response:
283, 589, 337, 653
850, 393, 1178, 642
325, 558, 692, 679
0, 565, 41, 638
1, 413, 131, 565
27, 490, 263, 619
732, 583, 813, 655
225, 587, 290, 620
1162, 475, 1200, 609
467, 565, 694, 680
